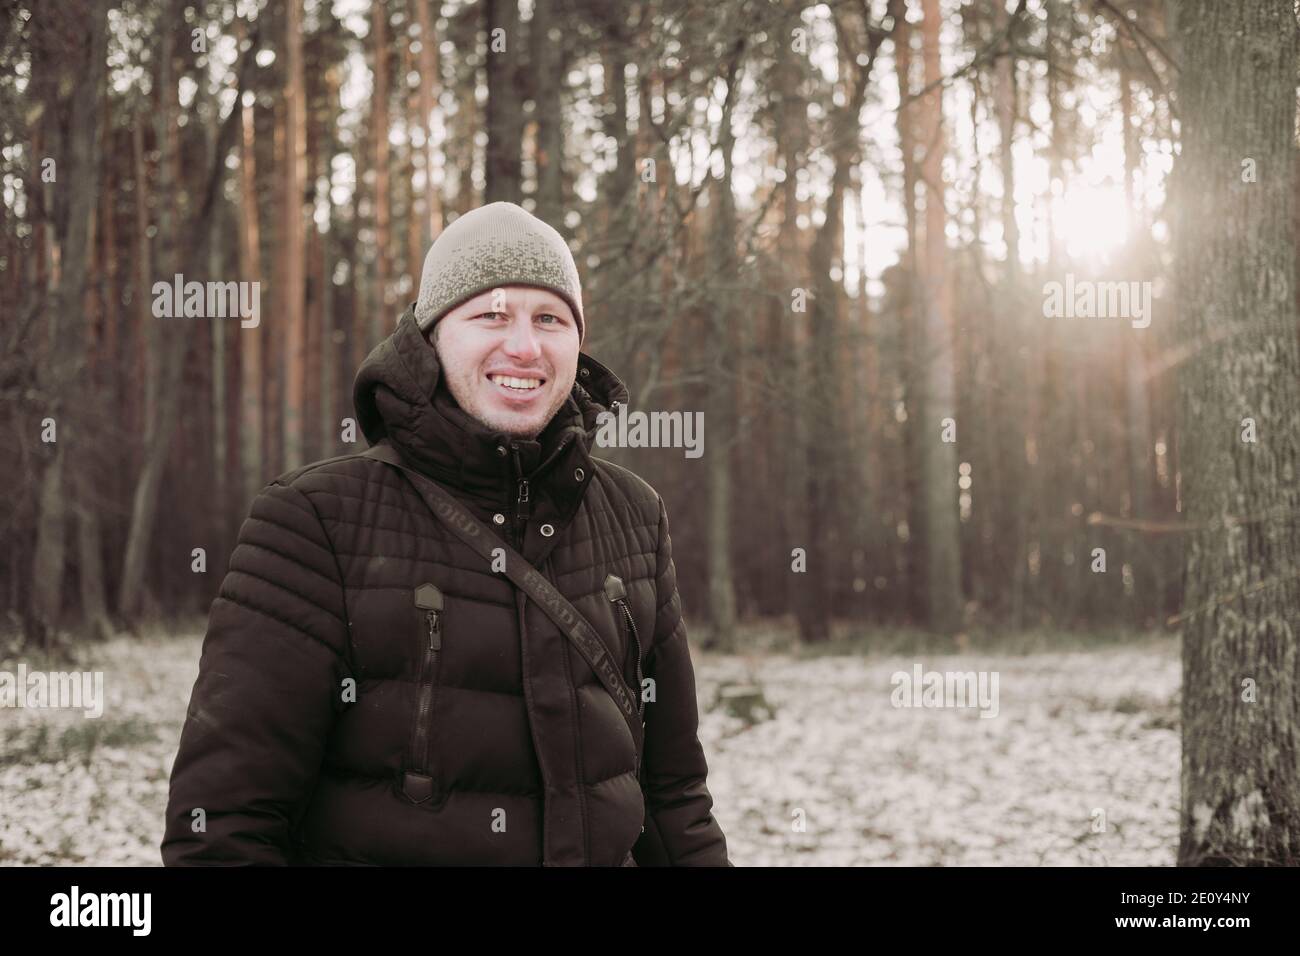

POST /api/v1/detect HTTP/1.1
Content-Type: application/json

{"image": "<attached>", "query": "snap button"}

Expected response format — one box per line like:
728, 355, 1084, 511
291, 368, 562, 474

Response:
496, 444, 507, 457
580, 367, 590, 377
574, 467, 584, 482
610, 400, 619, 409
493, 513, 506, 525
540, 523, 555, 537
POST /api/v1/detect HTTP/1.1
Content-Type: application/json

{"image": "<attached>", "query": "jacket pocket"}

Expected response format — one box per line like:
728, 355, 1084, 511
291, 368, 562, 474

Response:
603, 575, 644, 719
401, 582, 444, 805
604, 574, 646, 782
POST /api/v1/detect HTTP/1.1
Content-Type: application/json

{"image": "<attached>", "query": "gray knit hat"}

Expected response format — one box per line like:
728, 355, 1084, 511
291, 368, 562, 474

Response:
414, 201, 585, 344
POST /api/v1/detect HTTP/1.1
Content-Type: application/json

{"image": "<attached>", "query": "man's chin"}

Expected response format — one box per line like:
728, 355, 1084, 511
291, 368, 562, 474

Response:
473, 407, 548, 439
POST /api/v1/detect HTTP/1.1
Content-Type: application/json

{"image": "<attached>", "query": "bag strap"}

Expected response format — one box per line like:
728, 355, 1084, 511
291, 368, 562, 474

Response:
362, 441, 646, 764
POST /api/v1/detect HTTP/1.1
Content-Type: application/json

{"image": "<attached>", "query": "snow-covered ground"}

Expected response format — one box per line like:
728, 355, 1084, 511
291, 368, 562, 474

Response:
0, 632, 1178, 866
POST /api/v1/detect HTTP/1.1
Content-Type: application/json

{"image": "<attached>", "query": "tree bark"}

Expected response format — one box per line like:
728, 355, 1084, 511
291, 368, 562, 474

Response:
282, 0, 307, 470
119, 6, 259, 620
119, 5, 184, 621
484, 0, 523, 203
705, 40, 743, 650
993, 0, 1027, 629
895, 4, 926, 623
415, 0, 445, 246
531, 0, 565, 226
1173, 0, 1300, 866
918, 0, 963, 632
238, 42, 264, 506
30, 0, 110, 645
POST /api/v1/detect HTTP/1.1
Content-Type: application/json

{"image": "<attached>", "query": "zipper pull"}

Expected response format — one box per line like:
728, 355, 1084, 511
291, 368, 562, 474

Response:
603, 574, 627, 603
517, 477, 532, 520
414, 584, 443, 650
510, 444, 533, 521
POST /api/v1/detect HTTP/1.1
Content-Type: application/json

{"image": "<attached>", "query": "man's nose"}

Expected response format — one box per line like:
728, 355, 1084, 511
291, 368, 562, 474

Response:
502, 314, 543, 361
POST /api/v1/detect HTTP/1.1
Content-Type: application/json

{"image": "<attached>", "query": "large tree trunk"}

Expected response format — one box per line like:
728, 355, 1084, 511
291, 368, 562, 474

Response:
1173, 0, 1300, 866
704, 42, 742, 650
773, 11, 804, 621
402, 35, 423, 301
119, 6, 258, 621
1118, 44, 1156, 624
415, 0, 445, 247
30, 0, 110, 646
119, 7, 185, 621
796, 2, 894, 642
993, 0, 1027, 629
600, 17, 633, 240
895, 6, 926, 623
316, 58, 341, 461
369, 0, 387, 340
202, 75, 231, 577
530, 0, 564, 226
238, 44, 264, 505
131, 119, 153, 453
370, 0, 391, 349
484, 0, 523, 203
282, 0, 307, 470
918, 0, 963, 632
77, 77, 114, 644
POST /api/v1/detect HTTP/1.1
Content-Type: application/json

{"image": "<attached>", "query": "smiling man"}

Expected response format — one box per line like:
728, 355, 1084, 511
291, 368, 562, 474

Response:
429, 284, 579, 440
161, 201, 731, 867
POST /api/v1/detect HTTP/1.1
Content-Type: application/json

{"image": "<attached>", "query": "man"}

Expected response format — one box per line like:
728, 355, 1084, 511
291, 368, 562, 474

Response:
160, 201, 731, 866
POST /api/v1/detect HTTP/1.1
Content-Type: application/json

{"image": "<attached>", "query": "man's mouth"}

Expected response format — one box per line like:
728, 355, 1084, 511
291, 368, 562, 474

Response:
487, 373, 545, 391
486, 372, 547, 403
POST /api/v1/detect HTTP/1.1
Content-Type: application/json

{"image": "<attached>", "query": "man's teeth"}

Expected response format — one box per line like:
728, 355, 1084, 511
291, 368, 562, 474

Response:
490, 374, 542, 390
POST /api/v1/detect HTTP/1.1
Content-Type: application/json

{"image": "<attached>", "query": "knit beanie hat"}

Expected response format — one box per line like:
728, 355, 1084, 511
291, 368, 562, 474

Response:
414, 201, 585, 344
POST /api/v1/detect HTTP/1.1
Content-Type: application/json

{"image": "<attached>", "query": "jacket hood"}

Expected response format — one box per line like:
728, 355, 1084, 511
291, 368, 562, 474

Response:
352, 303, 629, 514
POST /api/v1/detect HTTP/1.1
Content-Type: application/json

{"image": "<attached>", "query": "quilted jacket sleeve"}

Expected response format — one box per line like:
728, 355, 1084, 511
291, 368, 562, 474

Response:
160, 480, 351, 866
632, 495, 732, 866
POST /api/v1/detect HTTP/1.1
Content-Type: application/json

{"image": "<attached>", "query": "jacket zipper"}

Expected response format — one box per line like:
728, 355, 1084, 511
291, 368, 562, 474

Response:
404, 583, 444, 803
508, 435, 576, 547
603, 576, 645, 730
605, 573, 648, 839
510, 445, 531, 548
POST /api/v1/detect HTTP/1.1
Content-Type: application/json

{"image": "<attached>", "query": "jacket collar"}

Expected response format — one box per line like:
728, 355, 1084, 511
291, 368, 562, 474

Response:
352, 303, 628, 516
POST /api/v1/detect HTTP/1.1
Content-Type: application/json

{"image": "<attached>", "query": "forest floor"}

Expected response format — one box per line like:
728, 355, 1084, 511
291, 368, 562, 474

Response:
0, 625, 1179, 866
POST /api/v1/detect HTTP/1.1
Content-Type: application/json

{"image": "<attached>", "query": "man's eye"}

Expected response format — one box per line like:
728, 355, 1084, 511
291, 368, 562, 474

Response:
538, 313, 561, 324
478, 311, 504, 320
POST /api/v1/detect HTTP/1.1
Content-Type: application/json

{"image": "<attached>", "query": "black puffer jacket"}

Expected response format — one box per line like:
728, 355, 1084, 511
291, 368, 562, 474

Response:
161, 304, 730, 866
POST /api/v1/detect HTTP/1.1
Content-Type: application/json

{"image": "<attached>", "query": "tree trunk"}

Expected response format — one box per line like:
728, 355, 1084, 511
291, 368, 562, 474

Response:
484, 0, 523, 203
238, 51, 264, 504
282, 0, 307, 470
403, 35, 423, 301
119, 6, 185, 621
767, 17, 801, 623
531, 0, 565, 226
1118, 43, 1156, 625
119, 3, 256, 621
1173, 0, 1300, 866
993, 0, 1027, 629
705, 42, 742, 650
30, 0, 110, 645
895, 6, 926, 623
415, 0, 444, 247
919, 0, 963, 632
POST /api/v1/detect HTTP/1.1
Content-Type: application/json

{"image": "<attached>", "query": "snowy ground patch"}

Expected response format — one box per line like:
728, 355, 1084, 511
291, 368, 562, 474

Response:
0, 632, 1178, 866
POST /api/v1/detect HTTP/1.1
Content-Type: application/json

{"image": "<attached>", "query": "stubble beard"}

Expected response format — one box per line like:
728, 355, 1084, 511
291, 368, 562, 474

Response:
430, 324, 570, 440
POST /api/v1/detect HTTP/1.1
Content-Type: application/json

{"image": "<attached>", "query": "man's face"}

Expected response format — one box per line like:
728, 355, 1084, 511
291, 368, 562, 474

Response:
428, 286, 581, 439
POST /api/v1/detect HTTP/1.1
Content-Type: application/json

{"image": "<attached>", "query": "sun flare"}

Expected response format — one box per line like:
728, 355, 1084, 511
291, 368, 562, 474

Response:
1052, 180, 1132, 264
